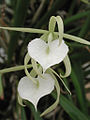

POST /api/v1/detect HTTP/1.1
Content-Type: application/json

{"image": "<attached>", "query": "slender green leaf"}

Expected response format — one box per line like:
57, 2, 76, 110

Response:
52, 92, 89, 120
35, 0, 67, 28
71, 50, 90, 63
79, 11, 90, 38
25, 101, 43, 120
64, 11, 90, 25
21, 107, 27, 120
0, 74, 4, 99
71, 62, 88, 114
8, 0, 30, 63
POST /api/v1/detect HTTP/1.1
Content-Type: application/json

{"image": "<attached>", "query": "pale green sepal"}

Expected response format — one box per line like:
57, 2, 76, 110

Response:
40, 33, 49, 42
18, 94, 26, 107
24, 53, 37, 85
30, 69, 37, 78
63, 33, 90, 45
0, 64, 32, 74
48, 33, 53, 44
60, 55, 71, 78
41, 32, 58, 43
49, 16, 56, 32
56, 16, 64, 45
49, 68, 71, 95
53, 33, 58, 40
1, 27, 90, 46
24, 53, 30, 65
40, 71, 60, 117
0, 27, 47, 34
31, 59, 44, 78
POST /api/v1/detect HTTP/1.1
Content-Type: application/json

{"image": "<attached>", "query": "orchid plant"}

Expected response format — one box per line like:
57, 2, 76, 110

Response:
0, 16, 90, 117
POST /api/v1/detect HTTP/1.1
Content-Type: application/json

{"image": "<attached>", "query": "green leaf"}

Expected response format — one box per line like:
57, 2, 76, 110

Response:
0, 74, 4, 99
78, 11, 90, 38
35, 0, 67, 28
21, 107, 27, 120
52, 92, 89, 120
25, 101, 43, 120
70, 62, 88, 114
7, 0, 30, 63
64, 11, 90, 25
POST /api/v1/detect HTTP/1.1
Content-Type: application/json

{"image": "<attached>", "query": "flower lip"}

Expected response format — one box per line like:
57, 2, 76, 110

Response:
18, 73, 55, 110
28, 38, 69, 72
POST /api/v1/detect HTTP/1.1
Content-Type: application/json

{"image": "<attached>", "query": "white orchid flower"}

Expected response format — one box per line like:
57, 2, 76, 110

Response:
1, 15, 90, 117
28, 38, 69, 72
18, 73, 55, 110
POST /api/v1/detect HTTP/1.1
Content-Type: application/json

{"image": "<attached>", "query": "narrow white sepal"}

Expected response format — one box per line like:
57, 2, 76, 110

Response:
18, 74, 55, 110
28, 38, 69, 72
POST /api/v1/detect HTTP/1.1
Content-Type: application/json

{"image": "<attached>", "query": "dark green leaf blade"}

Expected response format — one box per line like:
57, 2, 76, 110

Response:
52, 92, 89, 120
0, 74, 4, 99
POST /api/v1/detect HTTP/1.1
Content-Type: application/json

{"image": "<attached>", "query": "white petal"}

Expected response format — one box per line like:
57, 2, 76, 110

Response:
28, 38, 69, 72
18, 74, 54, 109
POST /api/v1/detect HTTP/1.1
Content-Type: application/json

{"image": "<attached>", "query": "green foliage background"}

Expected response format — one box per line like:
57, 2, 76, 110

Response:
0, 0, 90, 120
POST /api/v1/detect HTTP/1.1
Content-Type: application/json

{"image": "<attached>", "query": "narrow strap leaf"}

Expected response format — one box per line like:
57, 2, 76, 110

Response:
60, 55, 71, 78
49, 68, 71, 95
0, 74, 4, 99
24, 53, 37, 85
30, 69, 37, 77
40, 71, 60, 117
40, 33, 49, 42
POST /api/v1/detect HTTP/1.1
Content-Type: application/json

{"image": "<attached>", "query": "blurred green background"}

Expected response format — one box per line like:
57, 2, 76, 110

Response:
0, 0, 90, 120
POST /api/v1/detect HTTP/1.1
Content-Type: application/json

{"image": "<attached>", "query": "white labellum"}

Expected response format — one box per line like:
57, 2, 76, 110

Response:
18, 73, 55, 110
28, 38, 69, 72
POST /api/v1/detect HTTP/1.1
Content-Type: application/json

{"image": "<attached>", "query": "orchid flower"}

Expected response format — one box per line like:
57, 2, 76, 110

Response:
28, 38, 69, 73
18, 73, 55, 110
28, 16, 71, 77
0, 15, 90, 117
17, 16, 70, 116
